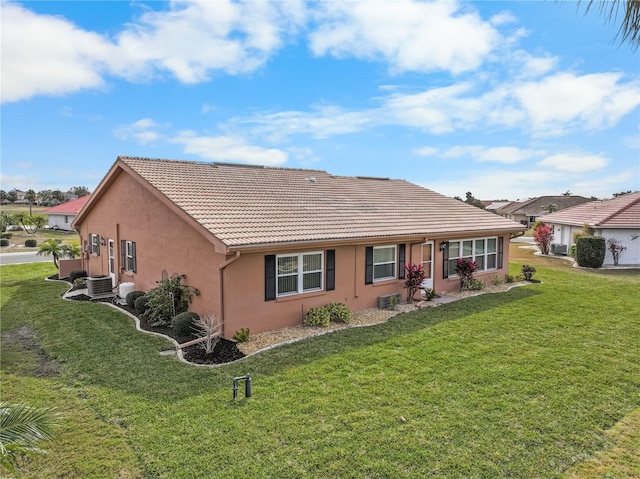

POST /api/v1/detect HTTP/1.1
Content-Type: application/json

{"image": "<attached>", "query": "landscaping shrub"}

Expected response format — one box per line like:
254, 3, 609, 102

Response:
69, 270, 88, 283
606, 237, 627, 266
491, 274, 505, 285
326, 302, 352, 323
533, 224, 554, 255
576, 236, 606, 268
463, 278, 485, 291
73, 277, 87, 288
233, 328, 250, 343
0, 232, 12, 239
24, 239, 37, 247
304, 306, 331, 327
504, 274, 516, 283
0, 239, 9, 247
521, 265, 536, 280
423, 288, 437, 301
455, 258, 477, 291
134, 295, 150, 315
145, 274, 200, 327
403, 263, 425, 303
193, 314, 222, 354
569, 244, 577, 258
172, 311, 200, 337
125, 290, 146, 307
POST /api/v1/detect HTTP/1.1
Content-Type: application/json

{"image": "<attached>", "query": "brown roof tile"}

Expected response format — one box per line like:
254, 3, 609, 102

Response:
118, 157, 525, 248
539, 191, 640, 228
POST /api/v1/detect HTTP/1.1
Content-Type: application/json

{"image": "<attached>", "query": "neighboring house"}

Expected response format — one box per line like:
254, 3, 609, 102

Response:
539, 192, 640, 266
43, 195, 91, 231
72, 157, 525, 338
497, 196, 592, 228
484, 200, 513, 213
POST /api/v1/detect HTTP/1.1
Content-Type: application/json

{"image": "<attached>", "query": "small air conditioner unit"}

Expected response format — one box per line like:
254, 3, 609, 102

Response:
87, 276, 114, 298
551, 244, 568, 255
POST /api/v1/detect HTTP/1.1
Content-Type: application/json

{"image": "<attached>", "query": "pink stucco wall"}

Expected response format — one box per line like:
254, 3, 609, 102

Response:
77, 169, 513, 338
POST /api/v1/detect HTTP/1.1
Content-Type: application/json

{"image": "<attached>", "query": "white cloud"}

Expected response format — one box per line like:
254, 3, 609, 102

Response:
113, 118, 164, 144
1, 3, 113, 103
308, 0, 499, 74
171, 131, 287, 165
490, 11, 517, 26
514, 72, 640, 136
1, 0, 305, 102
538, 152, 608, 172
413, 146, 439, 157
439, 145, 543, 164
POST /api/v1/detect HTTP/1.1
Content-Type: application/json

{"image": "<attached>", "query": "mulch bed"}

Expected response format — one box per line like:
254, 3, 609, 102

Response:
56, 276, 245, 365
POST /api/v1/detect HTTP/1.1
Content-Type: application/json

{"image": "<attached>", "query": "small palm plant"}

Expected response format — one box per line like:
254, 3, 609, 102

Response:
61, 242, 82, 259
37, 239, 64, 269
0, 402, 58, 474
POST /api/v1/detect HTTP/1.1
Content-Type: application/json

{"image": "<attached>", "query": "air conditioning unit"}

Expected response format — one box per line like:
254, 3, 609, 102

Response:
87, 276, 114, 298
551, 243, 568, 255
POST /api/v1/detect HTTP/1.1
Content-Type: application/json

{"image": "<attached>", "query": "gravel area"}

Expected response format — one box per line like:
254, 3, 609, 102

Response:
237, 282, 527, 356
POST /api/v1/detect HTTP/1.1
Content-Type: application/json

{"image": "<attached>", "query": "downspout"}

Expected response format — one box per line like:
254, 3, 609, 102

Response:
218, 251, 241, 337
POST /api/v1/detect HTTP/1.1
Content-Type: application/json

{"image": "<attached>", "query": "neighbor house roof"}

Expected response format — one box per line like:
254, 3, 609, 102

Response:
539, 191, 640, 228
75, 157, 525, 249
496, 195, 591, 216
43, 195, 91, 214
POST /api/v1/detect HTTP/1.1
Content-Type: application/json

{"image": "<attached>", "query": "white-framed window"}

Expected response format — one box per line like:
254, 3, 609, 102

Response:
90, 233, 100, 255
120, 240, 136, 273
446, 237, 497, 275
373, 245, 396, 282
276, 251, 323, 296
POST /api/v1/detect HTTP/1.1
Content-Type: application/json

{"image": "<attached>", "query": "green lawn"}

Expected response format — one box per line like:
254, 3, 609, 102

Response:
1, 247, 639, 478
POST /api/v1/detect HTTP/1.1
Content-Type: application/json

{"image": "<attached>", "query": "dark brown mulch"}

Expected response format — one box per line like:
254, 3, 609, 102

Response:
61, 280, 245, 365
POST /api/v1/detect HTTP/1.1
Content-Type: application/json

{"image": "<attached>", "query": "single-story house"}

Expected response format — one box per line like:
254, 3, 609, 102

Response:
539, 191, 640, 266
496, 195, 592, 228
72, 156, 525, 338
43, 195, 91, 231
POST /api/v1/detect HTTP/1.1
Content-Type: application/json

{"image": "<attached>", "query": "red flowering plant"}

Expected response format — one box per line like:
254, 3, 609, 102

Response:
533, 224, 554, 255
606, 237, 627, 265
455, 258, 477, 291
404, 264, 425, 303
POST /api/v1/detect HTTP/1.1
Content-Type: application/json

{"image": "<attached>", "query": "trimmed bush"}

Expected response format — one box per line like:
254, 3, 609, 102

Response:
463, 278, 485, 291
504, 274, 516, 284
521, 265, 536, 280
134, 295, 150, 315
233, 328, 251, 343
1, 232, 12, 239
491, 274, 505, 285
569, 244, 577, 258
0, 239, 9, 247
304, 306, 331, 327
423, 288, 437, 301
576, 236, 606, 268
69, 270, 88, 282
326, 302, 352, 323
126, 290, 146, 307
172, 312, 200, 337
24, 239, 37, 247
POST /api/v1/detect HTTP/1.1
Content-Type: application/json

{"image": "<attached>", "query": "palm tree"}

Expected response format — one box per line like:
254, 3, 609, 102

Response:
61, 243, 81, 259
37, 239, 64, 269
0, 402, 57, 474
580, 0, 640, 50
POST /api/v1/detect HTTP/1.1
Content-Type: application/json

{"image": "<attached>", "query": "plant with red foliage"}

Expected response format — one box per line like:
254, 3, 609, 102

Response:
455, 258, 477, 291
533, 224, 554, 255
404, 264, 425, 303
606, 237, 627, 265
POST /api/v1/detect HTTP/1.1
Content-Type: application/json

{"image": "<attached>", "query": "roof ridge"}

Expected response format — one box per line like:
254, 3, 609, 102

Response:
118, 156, 327, 174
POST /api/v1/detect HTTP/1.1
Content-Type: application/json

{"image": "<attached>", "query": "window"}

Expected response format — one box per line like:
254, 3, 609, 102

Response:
373, 245, 396, 281
265, 251, 334, 301
444, 237, 500, 277
90, 233, 100, 255
276, 251, 323, 296
120, 240, 136, 273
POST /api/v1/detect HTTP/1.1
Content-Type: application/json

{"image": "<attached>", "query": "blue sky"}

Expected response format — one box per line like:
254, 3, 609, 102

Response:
1, 0, 639, 201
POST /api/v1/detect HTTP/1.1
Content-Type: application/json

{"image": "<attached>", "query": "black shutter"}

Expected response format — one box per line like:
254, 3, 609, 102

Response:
265, 255, 276, 301
120, 240, 126, 271
498, 236, 504, 269
398, 244, 406, 279
326, 250, 335, 291
365, 246, 373, 284
442, 242, 449, 278
131, 242, 137, 273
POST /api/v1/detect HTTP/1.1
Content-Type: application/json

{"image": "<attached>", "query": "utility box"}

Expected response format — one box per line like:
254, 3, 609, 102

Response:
551, 244, 568, 255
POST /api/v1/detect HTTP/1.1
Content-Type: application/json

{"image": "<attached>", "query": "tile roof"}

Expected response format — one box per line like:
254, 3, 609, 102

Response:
113, 157, 524, 248
539, 191, 640, 228
43, 195, 91, 214
497, 196, 591, 216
